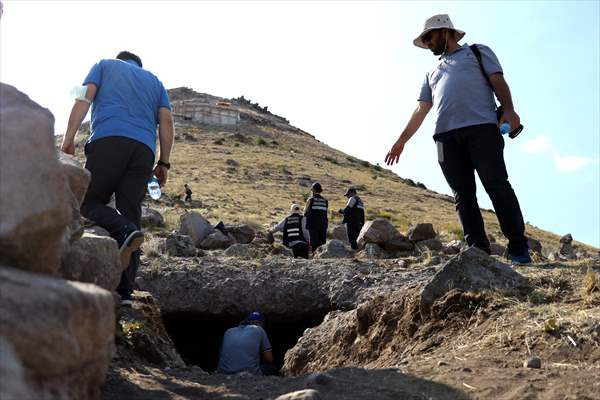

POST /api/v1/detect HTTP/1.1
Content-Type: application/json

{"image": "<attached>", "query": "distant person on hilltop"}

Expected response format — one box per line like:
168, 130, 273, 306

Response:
269, 203, 311, 259
384, 14, 531, 264
184, 184, 192, 202
304, 182, 329, 252
339, 188, 365, 250
60, 50, 174, 306
217, 312, 276, 376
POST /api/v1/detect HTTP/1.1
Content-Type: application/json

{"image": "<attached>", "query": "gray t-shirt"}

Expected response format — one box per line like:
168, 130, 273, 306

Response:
217, 324, 272, 375
418, 43, 503, 134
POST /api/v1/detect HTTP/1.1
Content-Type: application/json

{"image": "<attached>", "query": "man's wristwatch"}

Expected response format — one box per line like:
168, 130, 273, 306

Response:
157, 160, 170, 170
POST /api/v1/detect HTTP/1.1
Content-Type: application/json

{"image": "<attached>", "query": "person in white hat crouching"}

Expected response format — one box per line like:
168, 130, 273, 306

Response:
385, 14, 531, 264
269, 203, 312, 259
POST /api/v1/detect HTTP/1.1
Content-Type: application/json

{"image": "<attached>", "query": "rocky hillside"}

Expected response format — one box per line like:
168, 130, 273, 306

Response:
72, 87, 595, 256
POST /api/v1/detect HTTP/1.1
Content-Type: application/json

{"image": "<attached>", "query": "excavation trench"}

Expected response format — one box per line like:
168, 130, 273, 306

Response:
162, 311, 329, 373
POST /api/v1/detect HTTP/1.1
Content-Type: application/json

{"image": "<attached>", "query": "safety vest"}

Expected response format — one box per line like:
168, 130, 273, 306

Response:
306, 195, 328, 229
283, 214, 307, 246
344, 196, 365, 226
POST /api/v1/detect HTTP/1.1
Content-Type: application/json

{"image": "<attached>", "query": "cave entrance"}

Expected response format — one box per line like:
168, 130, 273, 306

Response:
162, 312, 327, 373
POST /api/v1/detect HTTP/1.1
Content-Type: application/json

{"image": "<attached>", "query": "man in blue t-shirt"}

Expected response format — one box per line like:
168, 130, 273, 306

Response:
61, 51, 174, 305
385, 15, 531, 264
217, 312, 276, 376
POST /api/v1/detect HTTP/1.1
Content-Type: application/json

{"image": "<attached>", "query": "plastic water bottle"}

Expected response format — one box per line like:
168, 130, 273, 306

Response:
147, 176, 161, 200
500, 122, 510, 135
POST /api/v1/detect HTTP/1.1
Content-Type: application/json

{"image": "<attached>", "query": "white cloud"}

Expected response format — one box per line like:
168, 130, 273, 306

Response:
552, 152, 595, 172
521, 135, 597, 172
522, 135, 552, 154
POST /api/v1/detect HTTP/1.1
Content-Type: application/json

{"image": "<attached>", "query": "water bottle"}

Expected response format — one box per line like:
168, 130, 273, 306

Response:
500, 122, 510, 135
147, 176, 161, 200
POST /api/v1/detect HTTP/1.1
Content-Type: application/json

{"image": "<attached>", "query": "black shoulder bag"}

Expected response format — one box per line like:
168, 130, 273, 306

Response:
470, 44, 523, 139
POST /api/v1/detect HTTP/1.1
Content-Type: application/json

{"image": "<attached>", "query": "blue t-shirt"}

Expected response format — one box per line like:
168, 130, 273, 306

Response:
418, 43, 503, 134
217, 324, 272, 375
83, 59, 171, 155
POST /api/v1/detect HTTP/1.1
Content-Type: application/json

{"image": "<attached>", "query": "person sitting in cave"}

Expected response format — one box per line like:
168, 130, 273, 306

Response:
217, 311, 277, 376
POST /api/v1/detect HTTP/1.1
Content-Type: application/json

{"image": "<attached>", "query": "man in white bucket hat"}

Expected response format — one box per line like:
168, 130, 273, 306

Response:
385, 14, 531, 264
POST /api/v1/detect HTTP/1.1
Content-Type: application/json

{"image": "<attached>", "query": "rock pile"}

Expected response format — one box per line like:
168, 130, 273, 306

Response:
0, 84, 116, 399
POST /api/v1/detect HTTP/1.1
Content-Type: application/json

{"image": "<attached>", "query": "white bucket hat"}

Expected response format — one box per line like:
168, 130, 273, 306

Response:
290, 203, 301, 214
413, 14, 465, 49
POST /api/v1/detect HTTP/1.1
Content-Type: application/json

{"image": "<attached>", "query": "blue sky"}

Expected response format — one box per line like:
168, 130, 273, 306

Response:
1, 1, 598, 246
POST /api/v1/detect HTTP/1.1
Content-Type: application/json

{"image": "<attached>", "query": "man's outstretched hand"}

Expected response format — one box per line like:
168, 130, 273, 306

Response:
385, 140, 405, 166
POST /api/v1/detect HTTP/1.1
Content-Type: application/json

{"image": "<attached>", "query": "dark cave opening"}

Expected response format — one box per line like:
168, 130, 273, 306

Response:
162, 312, 327, 373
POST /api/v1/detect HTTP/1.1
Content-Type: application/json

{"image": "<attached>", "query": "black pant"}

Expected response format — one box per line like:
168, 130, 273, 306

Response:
434, 124, 527, 255
309, 226, 327, 251
290, 242, 309, 259
346, 223, 362, 250
81, 137, 154, 297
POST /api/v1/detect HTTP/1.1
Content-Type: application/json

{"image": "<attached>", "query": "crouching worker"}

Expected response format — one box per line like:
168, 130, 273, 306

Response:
217, 312, 277, 376
270, 203, 311, 259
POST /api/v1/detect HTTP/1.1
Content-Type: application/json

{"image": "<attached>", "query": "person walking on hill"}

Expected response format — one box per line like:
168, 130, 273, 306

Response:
60, 51, 174, 306
304, 182, 328, 252
270, 203, 311, 259
384, 14, 531, 264
340, 188, 365, 250
217, 312, 276, 376
184, 184, 192, 202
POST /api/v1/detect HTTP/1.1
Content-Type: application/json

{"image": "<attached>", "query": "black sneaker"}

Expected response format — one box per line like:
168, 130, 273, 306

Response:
119, 230, 144, 268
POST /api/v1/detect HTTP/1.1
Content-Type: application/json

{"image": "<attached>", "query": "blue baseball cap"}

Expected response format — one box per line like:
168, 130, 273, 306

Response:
245, 311, 265, 323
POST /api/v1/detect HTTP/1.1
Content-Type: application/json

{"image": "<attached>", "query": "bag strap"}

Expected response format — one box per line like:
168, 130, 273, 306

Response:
470, 44, 494, 89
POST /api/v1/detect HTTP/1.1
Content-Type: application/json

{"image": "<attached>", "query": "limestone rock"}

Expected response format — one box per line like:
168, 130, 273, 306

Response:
357, 218, 399, 249
407, 223, 437, 242
226, 224, 256, 244
0, 266, 115, 400
0, 83, 71, 275
490, 243, 507, 256
141, 207, 165, 228
420, 247, 531, 315
314, 240, 353, 259
180, 212, 215, 247
560, 242, 576, 259
384, 234, 414, 251
0, 337, 35, 400
358, 243, 390, 259
417, 238, 443, 251
224, 243, 259, 259
164, 233, 196, 257
560, 233, 573, 244
527, 237, 542, 254
58, 152, 91, 206
276, 389, 321, 400
200, 231, 232, 250
331, 225, 349, 243
60, 231, 122, 291
117, 291, 185, 368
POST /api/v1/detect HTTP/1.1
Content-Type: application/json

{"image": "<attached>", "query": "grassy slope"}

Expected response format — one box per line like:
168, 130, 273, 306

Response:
158, 119, 593, 255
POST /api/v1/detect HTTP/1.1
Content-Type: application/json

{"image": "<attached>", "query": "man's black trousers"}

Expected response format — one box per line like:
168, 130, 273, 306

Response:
434, 123, 528, 255
290, 242, 309, 259
81, 136, 154, 298
309, 226, 327, 251
346, 223, 362, 250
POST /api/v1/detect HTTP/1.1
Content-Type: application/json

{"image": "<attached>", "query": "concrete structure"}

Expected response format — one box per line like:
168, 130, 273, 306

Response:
172, 100, 240, 125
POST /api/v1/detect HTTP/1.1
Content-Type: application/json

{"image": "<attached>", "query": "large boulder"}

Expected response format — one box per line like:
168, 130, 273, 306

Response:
0, 84, 71, 275
419, 247, 531, 315
330, 225, 349, 243
199, 231, 232, 250
180, 212, 215, 247
0, 338, 34, 400
60, 231, 122, 291
0, 266, 115, 400
164, 233, 196, 257
58, 152, 91, 205
314, 240, 353, 259
357, 218, 404, 250
358, 243, 391, 259
407, 223, 437, 242
416, 238, 443, 252
527, 237, 542, 254
141, 207, 165, 229
226, 224, 256, 244
560, 233, 573, 244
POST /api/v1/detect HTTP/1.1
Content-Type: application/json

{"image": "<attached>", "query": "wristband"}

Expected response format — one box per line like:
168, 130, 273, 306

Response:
157, 160, 170, 170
